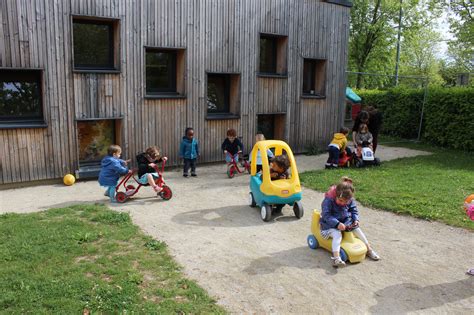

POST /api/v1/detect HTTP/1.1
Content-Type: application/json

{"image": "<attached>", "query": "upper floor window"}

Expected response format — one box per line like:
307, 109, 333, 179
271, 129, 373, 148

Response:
72, 17, 120, 71
259, 34, 288, 76
302, 58, 327, 97
145, 48, 186, 98
0, 69, 45, 127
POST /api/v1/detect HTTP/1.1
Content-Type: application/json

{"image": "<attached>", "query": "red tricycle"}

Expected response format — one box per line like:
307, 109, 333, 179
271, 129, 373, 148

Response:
115, 158, 172, 203
226, 152, 250, 178
338, 149, 356, 168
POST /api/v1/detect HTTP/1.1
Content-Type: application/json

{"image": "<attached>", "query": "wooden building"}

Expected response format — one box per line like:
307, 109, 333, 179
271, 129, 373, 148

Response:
0, 0, 351, 184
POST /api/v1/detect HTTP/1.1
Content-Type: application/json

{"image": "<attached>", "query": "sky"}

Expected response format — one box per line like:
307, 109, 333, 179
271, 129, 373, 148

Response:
433, 9, 455, 59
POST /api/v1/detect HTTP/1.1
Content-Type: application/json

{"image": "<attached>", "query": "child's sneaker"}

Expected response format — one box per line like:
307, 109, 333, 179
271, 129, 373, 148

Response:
191, 173, 197, 177
104, 190, 109, 197
367, 249, 380, 261
153, 185, 162, 193
331, 257, 346, 268
183, 173, 188, 177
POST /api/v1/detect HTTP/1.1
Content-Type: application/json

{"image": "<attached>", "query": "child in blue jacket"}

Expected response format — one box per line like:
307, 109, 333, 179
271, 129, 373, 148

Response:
179, 127, 199, 177
321, 177, 380, 267
98, 145, 129, 202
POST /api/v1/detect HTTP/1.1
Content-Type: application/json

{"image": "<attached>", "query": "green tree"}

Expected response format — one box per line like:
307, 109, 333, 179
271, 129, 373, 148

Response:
446, 0, 473, 71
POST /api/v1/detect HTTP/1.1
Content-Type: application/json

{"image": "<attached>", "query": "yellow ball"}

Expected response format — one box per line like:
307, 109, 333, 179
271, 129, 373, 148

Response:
63, 174, 76, 186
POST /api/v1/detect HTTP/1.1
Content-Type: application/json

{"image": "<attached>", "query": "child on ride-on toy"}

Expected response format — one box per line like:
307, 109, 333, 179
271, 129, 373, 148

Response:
98, 145, 130, 202
270, 155, 290, 180
251, 133, 274, 172
136, 146, 167, 193
222, 128, 244, 163
321, 177, 380, 267
355, 124, 373, 157
325, 127, 349, 169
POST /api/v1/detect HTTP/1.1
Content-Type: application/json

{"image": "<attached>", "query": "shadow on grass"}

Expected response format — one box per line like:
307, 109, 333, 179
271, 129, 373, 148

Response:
370, 278, 474, 314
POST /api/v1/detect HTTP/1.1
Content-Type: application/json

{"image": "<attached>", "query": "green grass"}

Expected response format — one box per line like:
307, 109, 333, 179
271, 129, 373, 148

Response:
0, 204, 226, 314
301, 144, 474, 229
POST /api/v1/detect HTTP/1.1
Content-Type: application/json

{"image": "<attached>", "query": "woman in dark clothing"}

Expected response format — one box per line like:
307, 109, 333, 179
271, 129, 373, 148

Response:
352, 107, 383, 152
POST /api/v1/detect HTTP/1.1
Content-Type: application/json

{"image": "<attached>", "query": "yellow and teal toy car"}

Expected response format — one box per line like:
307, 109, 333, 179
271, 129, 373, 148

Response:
307, 210, 367, 263
248, 140, 303, 222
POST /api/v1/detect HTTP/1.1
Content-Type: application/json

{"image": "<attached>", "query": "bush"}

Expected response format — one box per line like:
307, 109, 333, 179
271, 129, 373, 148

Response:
355, 87, 474, 151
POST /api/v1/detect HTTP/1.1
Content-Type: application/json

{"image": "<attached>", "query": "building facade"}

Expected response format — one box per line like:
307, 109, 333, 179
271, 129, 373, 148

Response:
0, 0, 351, 184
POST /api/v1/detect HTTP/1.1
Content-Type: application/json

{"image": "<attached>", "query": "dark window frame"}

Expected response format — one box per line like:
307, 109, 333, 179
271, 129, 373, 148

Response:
0, 68, 46, 128
207, 73, 231, 115
302, 58, 327, 97
72, 16, 119, 72
259, 35, 278, 74
145, 48, 178, 95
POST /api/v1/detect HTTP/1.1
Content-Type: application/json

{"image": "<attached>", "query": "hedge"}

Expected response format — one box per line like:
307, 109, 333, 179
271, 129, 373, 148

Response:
355, 87, 474, 151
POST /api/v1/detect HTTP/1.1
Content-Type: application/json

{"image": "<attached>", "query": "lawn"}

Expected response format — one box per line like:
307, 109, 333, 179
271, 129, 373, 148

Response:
301, 142, 474, 230
0, 204, 225, 314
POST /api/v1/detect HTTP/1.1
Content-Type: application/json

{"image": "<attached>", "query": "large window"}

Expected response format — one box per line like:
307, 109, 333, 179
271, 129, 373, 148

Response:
0, 69, 45, 127
145, 48, 186, 97
207, 73, 240, 118
302, 58, 326, 97
259, 34, 288, 75
72, 17, 119, 71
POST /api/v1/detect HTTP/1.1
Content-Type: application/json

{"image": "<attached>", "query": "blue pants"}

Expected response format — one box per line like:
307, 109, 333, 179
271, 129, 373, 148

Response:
327, 146, 340, 166
225, 153, 239, 163
183, 158, 197, 175
105, 185, 116, 202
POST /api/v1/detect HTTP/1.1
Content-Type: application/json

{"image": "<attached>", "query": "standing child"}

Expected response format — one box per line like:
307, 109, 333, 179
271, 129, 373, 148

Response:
222, 128, 244, 163
250, 133, 274, 172
325, 127, 349, 169
98, 145, 129, 202
320, 177, 380, 267
179, 127, 199, 177
270, 155, 290, 180
136, 146, 167, 193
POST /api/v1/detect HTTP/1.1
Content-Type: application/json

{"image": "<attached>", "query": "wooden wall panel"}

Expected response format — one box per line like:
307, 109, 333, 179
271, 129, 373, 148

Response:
0, 0, 349, 184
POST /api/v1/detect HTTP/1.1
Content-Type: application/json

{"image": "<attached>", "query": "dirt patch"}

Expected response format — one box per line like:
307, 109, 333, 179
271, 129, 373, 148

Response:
1, 146, 473, 313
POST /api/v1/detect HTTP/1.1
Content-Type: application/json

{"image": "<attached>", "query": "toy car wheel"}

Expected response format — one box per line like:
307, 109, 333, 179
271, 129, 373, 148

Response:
227, 165, 235, 178
307, 235, 318, 249
293, 201, 304, 219
126, 184, 136, 191
346, 161, 350, 168
355, 159, 363, 168
340, 248, 348, 262
159, 185, 173, 200
248, 192, 256, 207
374, 157, 381, 166
260, 204, 272, 222
116, 192, 127, 203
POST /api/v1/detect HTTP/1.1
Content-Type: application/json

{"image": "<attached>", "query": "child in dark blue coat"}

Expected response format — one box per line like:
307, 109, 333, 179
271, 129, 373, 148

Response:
179, 127, 199, 177
222, 128, 243, 163
98, 145, 129, 202
321, 177, 380, 267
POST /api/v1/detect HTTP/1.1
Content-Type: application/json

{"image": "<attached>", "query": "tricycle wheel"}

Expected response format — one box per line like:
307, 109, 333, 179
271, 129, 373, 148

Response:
248, 192, 256, 207
116, 192, 127, 203
374, 157, 381, 166
293, 201, 304, 219
307, 235, 318, 249
159, 185, 173, 200
260, 204, 272, 222
355, 159, 363, 168
245, 161, 251, 174
227, 165, 235, 178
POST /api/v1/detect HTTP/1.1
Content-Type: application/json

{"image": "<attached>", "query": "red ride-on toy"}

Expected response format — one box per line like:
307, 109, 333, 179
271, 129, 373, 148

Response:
338, 149, 357, 168
114, 158, 172, 203
226, 152, 250, 178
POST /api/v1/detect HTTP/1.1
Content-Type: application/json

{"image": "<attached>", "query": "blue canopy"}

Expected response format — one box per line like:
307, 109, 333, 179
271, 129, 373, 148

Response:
346, 87, 361, 103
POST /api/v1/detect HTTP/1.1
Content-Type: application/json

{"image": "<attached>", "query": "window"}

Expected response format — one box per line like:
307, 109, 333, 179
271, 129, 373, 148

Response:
259, 34, 288, 75
145, 48, 185, 97
302, 59, 326, 97
207, 73, 240, 118
0, 69, 45, 127
72, 17, 119, 71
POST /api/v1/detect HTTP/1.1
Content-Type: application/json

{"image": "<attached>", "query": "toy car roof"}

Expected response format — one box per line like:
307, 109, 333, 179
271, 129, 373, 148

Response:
250, 140, 300, 186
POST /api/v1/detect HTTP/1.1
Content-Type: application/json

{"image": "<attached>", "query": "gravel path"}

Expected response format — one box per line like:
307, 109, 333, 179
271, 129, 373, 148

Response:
1, 145, 473, 314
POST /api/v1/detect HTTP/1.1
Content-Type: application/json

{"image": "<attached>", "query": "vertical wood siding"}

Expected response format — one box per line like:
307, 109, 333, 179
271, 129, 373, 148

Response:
0, 0, 350, 184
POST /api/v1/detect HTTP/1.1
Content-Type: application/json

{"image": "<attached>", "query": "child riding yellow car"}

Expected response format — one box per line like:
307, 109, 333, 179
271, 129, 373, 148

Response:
248, 140, 303, 221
